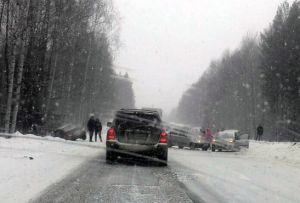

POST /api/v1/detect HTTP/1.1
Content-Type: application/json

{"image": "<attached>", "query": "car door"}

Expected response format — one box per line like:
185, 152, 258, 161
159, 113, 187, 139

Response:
238, 133, 249, 148
177, 130, 188, 146
215, 132, 225, 147
234, 132, 242, 148
169, 128, 184, 146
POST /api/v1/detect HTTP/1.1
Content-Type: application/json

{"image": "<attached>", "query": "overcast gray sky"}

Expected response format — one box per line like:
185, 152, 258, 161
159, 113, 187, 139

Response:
113, 0, 288, 114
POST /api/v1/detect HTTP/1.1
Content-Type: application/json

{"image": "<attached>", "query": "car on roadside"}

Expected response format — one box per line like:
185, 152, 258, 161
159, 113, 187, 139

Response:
167, 125, 190, 149
106, 108, 168, 166
53, 124, 86, 141
187, 127, 210, 150
211, 129, 249, 152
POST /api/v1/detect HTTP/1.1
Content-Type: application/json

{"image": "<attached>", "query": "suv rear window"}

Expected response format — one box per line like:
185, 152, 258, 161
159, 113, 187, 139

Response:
113, 110, 162, 144
114, 111, 161, 128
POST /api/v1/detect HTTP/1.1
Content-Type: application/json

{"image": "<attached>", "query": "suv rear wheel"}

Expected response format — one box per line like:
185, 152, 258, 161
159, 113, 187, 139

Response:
106, 150, 117, 163
189, 143, 195, 150
157, 149, 168, 166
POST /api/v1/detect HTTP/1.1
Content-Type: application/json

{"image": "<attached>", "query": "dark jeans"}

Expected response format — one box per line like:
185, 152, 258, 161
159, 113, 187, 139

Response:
89, 130, 95, 142
256, 134, 262, 141
95, 130, 102, 142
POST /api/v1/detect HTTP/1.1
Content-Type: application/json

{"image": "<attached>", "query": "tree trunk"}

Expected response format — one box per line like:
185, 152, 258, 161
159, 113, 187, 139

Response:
0, 0, 5, 33
3, 0, 12, 133
10, 0, 30, 133
4, 0, 10, 96
65, 44, 76, 123
40, 0, 51, 114
4, 44, 17, 133
11, 39, 26, 133
79, 35, 92, 122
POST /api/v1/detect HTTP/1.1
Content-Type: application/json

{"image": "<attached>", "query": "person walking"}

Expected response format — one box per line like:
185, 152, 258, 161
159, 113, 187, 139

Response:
95, 118, 102, 142
87, 115, 96, 142
256, 124, 264, 141
205, 128, 213, 149
206, 128, 213, 141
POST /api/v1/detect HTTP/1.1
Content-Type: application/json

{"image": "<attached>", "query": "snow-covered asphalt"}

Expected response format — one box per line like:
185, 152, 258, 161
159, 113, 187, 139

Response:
31, 152, 193, 203
1, 134, 300, 203
31, 146, 300, 203
169, 148, 300, 203
0, 134, 102, 203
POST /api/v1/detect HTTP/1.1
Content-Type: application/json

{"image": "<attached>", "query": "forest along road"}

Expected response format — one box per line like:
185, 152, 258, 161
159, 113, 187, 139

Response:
31, 148, 300, 203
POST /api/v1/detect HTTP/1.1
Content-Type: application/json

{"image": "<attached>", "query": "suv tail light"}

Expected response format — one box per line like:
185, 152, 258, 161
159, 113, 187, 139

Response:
107, 128, 116, 140
159, 131, 168, 143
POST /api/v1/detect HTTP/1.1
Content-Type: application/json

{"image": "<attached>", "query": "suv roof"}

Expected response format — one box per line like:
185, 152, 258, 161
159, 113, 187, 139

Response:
117, 108, 161, 117
141, 107, 163, 117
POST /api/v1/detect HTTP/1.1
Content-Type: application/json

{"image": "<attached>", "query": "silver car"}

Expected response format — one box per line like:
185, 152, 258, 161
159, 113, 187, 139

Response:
211, 130, 249, 152
187, 127, 210, 150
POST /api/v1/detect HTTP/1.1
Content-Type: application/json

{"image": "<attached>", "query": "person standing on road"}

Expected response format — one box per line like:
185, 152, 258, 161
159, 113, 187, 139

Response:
206, 128, 213, 149
256, 124, 264, 141
87, 115, 96, 142
206, 128, 213, 140
95, 118, 102, 142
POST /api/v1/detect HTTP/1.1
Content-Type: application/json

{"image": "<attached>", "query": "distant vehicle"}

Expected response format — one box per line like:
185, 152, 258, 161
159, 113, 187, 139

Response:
168, 124, 190, 149
106, 108, 168, 166
53, 124, 86, 141
211, 130, 249, 152
187, 127, 210, 150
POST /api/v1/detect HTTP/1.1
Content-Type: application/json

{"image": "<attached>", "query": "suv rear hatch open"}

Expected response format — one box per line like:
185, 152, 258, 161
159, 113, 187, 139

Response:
114, 110, 162, 145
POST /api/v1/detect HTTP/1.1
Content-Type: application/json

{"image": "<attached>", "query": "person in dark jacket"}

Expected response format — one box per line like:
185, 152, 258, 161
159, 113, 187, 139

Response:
87, 115, 96, 142
95, 118, 102, 142
256, 124, 264, 141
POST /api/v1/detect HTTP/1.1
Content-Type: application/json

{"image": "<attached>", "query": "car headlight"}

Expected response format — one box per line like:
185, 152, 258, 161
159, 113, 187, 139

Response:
229, 139, 234, 143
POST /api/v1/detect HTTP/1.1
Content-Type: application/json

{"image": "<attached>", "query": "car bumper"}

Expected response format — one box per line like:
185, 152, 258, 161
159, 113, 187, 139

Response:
106, 140, 167, 155
213, 142, 238, 150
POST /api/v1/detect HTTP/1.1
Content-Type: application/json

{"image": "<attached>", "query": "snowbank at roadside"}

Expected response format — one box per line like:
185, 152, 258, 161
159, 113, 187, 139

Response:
247, 141, 300, 165
0, 132, 104, 203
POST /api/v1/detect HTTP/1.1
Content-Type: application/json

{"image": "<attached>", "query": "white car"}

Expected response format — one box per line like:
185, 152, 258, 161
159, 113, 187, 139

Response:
187, 127, 210, 150
211, 130, 249, 152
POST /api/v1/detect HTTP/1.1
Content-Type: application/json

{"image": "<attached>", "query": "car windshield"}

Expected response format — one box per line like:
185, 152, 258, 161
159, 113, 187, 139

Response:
218, 133, 235, 139
1, 0, 300, 203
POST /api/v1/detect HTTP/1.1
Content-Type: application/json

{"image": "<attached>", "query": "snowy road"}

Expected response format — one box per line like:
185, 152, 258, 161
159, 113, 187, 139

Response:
169, 148, 300, 203
30, 146, 300, 203
30, 152, 192, 203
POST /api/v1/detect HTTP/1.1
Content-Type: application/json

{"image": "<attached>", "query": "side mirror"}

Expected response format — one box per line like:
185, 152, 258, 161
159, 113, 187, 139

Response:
107, 122, 112, 127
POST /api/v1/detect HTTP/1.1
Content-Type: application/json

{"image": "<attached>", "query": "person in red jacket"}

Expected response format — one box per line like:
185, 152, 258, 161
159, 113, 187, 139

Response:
205, 128, 213, 147
206, 128, 212, 138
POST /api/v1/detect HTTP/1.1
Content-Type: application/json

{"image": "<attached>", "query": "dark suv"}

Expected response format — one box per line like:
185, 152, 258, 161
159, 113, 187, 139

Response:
106, 109, 168, 166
